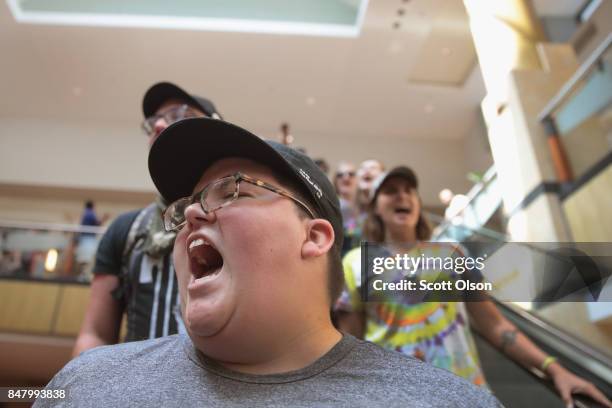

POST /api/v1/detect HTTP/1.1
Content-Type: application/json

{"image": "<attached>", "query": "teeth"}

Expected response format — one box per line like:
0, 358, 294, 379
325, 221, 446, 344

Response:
189, 238, 207, 251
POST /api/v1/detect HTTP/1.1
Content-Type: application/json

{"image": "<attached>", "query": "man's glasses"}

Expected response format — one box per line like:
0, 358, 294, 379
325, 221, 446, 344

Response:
141, 104, 204, 136
336, 171, 356, 178
163, 172, 316, 232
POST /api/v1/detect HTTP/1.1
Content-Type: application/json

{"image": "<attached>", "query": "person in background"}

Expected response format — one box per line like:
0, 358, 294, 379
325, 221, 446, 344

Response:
336, 166, 611, 408
72, 82, 223, 356
333, 161, 359, 256
357, 159, 385, 223
314, 158, 330, 177
337, 159, 385, 256
75, 200, 108, 279
355, 159, 385, 215
80, 200, 108, 228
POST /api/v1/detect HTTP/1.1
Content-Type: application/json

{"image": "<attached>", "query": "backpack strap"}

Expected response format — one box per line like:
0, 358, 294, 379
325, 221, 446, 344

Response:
111, 204, 157, 303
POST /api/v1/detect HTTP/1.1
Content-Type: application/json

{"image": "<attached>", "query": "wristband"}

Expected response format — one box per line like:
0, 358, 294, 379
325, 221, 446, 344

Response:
541, 356, 557, 372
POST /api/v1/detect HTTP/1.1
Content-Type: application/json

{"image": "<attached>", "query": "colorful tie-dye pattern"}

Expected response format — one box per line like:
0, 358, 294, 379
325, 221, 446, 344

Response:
337, 243, 487, 386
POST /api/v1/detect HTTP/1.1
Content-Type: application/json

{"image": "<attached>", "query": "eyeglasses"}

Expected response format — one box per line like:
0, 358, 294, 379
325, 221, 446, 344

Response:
163, 172, 316, 232
141, 104, 205, 136
336, 171, 356, 178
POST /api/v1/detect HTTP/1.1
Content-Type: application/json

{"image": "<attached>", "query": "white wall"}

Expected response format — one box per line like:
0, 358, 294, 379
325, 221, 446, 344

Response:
0, 117, 153, 192
462, 111, 493, 177
0, 115, 485, 223
295, 131, 474, 205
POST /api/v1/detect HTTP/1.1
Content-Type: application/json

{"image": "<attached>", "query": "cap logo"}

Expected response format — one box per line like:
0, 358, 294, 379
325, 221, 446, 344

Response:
298, 169, 323, 199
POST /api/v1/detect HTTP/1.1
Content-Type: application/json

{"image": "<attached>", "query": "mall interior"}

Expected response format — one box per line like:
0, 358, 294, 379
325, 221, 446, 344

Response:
0, 0, 610, 406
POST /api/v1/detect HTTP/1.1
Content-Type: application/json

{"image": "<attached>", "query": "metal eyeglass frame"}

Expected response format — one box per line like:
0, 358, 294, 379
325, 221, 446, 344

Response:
163, 172, 316, 232
141, 104, 204, 136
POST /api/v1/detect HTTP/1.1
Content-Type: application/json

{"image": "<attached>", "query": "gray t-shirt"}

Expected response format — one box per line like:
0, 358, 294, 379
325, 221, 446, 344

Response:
35, 333, 501, 407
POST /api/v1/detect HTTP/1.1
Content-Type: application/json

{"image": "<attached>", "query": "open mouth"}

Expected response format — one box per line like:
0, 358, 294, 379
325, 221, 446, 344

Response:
394, 206, 412, 215
188, 238, 224, 281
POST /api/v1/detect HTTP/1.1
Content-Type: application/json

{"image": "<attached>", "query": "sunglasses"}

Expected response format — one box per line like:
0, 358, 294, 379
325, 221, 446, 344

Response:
336, 171, 356, 178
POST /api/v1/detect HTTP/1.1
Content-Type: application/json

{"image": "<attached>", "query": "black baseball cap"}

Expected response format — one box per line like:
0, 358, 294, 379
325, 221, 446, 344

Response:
148, 117, 343, 249
142, 82, 222, 119
370, 166, 419, 203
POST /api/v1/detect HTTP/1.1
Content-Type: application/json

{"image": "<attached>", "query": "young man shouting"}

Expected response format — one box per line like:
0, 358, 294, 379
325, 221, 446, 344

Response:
36, 118, 501, 407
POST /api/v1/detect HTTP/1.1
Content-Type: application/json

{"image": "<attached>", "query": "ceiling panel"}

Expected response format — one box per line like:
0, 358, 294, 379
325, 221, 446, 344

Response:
0, 0, 486, 142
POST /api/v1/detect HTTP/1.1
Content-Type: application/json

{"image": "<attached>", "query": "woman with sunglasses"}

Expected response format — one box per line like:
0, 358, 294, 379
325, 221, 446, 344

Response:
336, 166, 611, 408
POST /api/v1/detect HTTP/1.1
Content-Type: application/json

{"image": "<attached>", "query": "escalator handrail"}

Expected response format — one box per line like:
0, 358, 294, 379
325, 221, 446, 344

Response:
427, 167, 501, 240
538, 32, 612, 122
472, 329, 605, 408
493, 299, 612, 382
426, 211, 509, 243
427, 214, 608, 275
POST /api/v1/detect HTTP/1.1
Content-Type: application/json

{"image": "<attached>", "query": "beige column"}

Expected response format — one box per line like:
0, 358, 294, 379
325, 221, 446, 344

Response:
463, 0, 577, 241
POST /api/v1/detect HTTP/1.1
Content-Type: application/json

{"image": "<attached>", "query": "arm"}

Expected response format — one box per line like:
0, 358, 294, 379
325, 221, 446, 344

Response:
467, 301, 611, 407
71, 209, 141, 357
72, 274, 123, 357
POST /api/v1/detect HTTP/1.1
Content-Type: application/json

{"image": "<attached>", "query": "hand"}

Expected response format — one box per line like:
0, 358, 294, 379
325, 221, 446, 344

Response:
548, 363, 611, 408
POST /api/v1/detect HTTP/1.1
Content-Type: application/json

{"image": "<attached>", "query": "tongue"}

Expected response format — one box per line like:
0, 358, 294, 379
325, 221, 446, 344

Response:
191, 244, 223, 277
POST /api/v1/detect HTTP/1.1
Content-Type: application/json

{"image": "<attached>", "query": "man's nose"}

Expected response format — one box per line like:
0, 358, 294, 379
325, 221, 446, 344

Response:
184, 202, 216, 228
153, 117, 169, 138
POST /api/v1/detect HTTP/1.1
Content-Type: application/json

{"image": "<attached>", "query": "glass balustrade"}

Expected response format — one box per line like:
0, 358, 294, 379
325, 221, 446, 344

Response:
0, 221, 105, 283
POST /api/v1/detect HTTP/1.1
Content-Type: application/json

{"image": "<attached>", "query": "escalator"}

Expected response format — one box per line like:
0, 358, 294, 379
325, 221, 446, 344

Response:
428, 220, 612, 407
425, 35, 612, 403
475, 300, 612, 408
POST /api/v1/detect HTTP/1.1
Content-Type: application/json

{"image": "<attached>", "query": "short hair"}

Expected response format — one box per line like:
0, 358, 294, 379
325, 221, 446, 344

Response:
85, 200, 94, 209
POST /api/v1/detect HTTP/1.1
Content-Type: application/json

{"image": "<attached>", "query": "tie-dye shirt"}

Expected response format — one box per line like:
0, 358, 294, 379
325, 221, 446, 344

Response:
336, 242, 487, 386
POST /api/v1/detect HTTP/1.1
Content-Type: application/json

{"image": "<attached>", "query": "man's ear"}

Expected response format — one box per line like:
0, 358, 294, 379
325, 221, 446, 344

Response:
301, 219, 335, 260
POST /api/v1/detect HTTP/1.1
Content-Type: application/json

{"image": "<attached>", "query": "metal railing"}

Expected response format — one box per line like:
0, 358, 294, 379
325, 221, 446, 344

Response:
0, 219, 105, 282
538, 32, 612, 122
429, 165, 503, 241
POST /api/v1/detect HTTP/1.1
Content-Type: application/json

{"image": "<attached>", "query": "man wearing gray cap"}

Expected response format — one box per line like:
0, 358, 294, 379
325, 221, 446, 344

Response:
72, 83, 222, 355
45, 118, 501, 407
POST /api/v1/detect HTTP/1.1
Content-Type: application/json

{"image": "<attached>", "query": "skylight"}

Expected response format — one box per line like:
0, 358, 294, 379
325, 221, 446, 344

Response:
7, 0, 369, 37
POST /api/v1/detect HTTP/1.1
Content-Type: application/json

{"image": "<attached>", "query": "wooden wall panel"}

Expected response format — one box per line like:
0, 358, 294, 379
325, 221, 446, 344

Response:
0, 282, 60, 334
53, 286, 91, 336
564, 166, 612, 241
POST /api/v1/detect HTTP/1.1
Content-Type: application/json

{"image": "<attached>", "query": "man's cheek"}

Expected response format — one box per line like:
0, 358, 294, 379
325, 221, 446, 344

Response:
172, 238, 189, 279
